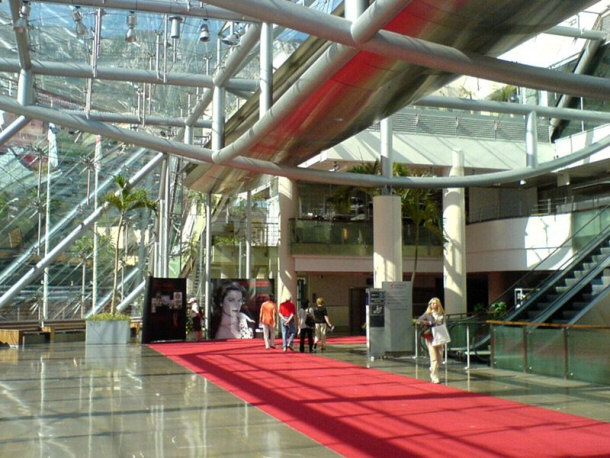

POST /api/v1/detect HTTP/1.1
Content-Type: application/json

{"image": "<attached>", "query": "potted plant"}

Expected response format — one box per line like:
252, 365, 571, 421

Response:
86, 174, 157, 344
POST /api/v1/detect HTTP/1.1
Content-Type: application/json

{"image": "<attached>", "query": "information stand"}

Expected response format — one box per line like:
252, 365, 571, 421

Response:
383, 281, 413, 353
367, 288, 385, 359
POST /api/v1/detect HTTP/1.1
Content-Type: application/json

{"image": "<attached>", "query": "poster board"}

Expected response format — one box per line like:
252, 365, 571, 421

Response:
209, 278, 274, 340
142, 276, 187, 343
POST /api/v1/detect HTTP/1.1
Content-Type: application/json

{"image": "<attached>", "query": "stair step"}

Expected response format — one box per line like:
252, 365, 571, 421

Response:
570, 302, 588, 311
562, 310, 579, 319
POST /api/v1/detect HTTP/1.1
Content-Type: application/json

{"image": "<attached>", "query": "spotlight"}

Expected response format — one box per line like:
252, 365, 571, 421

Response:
125, 11, 136, 43
220, 21, 240, 46
221, 32, 239, 46
198, 22, 210, 42
169, 16, 183, 39
72, 6, 88, 36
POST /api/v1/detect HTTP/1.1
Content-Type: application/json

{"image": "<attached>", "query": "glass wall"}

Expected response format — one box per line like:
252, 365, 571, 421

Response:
491, 324, 610, 384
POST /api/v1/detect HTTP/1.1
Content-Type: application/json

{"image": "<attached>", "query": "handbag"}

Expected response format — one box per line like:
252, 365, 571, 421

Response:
431, 323, 451, 346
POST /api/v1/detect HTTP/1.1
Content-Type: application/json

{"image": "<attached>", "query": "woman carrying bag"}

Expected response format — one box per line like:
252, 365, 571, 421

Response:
417, 297, 450, 384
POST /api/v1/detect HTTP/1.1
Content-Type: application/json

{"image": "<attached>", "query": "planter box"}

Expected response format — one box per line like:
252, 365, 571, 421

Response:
86, 320, 130, 345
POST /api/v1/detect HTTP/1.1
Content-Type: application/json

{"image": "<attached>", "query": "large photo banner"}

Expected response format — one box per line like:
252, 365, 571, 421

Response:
142, 276, 187, 343
209, 279, 274, 340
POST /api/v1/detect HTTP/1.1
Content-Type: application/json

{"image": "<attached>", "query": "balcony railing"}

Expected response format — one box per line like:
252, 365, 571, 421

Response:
289, 218, 442, 256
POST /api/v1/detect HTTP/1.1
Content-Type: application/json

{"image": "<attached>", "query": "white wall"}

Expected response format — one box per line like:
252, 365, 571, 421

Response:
466, 213, 574, 272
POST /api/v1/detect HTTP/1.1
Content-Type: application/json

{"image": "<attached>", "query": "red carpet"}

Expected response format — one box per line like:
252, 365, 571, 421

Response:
150, 337, 610, 457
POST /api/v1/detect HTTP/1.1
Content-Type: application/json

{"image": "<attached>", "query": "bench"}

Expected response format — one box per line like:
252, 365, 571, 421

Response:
130, 318, 142, 337
40, 319, 86, 343
0, 322, 51, 347
0, 318, 143, 346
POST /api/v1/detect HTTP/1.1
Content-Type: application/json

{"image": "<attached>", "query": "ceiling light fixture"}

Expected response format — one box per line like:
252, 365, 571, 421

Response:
220, 22, 240, 46
125, 11, 136, 43
72, 6, 88, 36
198, 21, 210, 42
169, 16, 183, 39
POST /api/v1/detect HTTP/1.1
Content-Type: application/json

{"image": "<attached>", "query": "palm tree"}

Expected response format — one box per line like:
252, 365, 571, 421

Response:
392, 164, 443, 283
331, 161, 443, 284
104, 175, 157, 315
327, 160, 381, 215
72, 233, 114, 317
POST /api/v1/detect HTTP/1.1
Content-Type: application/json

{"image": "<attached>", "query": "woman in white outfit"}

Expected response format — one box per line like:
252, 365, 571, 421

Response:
417, 297, 446, 384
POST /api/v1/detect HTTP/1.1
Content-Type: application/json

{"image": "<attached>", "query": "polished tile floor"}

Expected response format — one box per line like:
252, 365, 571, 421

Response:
0, 340, 608, 457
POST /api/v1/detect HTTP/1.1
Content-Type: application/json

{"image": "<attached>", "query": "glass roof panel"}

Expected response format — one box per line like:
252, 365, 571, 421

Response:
1, 0, 342, 122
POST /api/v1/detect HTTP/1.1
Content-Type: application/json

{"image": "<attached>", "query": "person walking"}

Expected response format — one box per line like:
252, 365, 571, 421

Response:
298, 299, 314, 352
189, 297, 202, 342
417, 297, 446, 384
313, 297, 333, 352
279, 297, 297, 352
259, 294, 277, 349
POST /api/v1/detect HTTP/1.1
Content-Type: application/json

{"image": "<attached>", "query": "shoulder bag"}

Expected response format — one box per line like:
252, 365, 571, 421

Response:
431, 323, 451, 346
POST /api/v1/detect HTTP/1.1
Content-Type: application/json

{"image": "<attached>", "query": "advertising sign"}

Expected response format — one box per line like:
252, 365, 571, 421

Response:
142, 276, 187, 343
209, 278, 274, 340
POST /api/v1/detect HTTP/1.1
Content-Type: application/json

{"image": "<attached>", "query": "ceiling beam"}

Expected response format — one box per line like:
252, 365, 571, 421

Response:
206, 0, 610, 101
2, 94, 610, 190
0, 58, 258, 92
34, 0, 255, 22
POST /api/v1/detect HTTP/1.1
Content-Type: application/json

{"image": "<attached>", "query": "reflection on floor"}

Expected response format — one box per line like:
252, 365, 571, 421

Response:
0, 341, 608, 457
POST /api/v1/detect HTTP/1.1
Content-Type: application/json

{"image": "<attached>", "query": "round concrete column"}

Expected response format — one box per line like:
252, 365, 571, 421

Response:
278, 177, 297, 303
373, 194, 403, 288
443, 149, 467, 315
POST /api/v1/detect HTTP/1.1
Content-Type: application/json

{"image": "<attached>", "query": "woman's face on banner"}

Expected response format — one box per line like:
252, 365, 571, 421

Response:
222, 290, 243, 315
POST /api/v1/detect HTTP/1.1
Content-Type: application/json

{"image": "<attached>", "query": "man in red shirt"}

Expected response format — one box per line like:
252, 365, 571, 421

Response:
279, 297, 297, 351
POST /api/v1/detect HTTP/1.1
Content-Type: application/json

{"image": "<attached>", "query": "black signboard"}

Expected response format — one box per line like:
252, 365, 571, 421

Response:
142, 276, 187, 343
368, 288, 385, 328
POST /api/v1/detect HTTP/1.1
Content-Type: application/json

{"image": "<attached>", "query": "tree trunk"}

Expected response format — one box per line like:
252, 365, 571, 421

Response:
410, 222, 420, 284
111, 215, 124, 315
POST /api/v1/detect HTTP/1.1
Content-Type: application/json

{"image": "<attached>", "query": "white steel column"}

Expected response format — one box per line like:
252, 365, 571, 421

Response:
42, 129, 53, 322
345, 0, 368, 19
380, 116, 393, 194
260, 22, 273, 117
277, 177, 297, 303
526, 112, 538, 168
204, 192, 212, 339
157, 155, 170, 277
92, 135, 102, 314
212, 86, 225, 151
245, 190, 252, 279
373, 195, 402, 288
443, 149, 467, 315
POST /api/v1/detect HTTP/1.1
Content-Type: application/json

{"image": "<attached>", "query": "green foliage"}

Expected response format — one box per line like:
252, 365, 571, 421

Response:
87, 312, 131, 321
333, 161, 443, 283
103, 174, 157, 315
487, 85, 517, 102
71, 232, 114, 265
473, 303, 486, 314
489, 301, 508, 318
327, 161, 381, 214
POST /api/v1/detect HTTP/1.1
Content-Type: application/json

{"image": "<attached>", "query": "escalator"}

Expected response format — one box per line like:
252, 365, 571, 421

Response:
456, 210, 610, 362
506, 225, 610, 325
